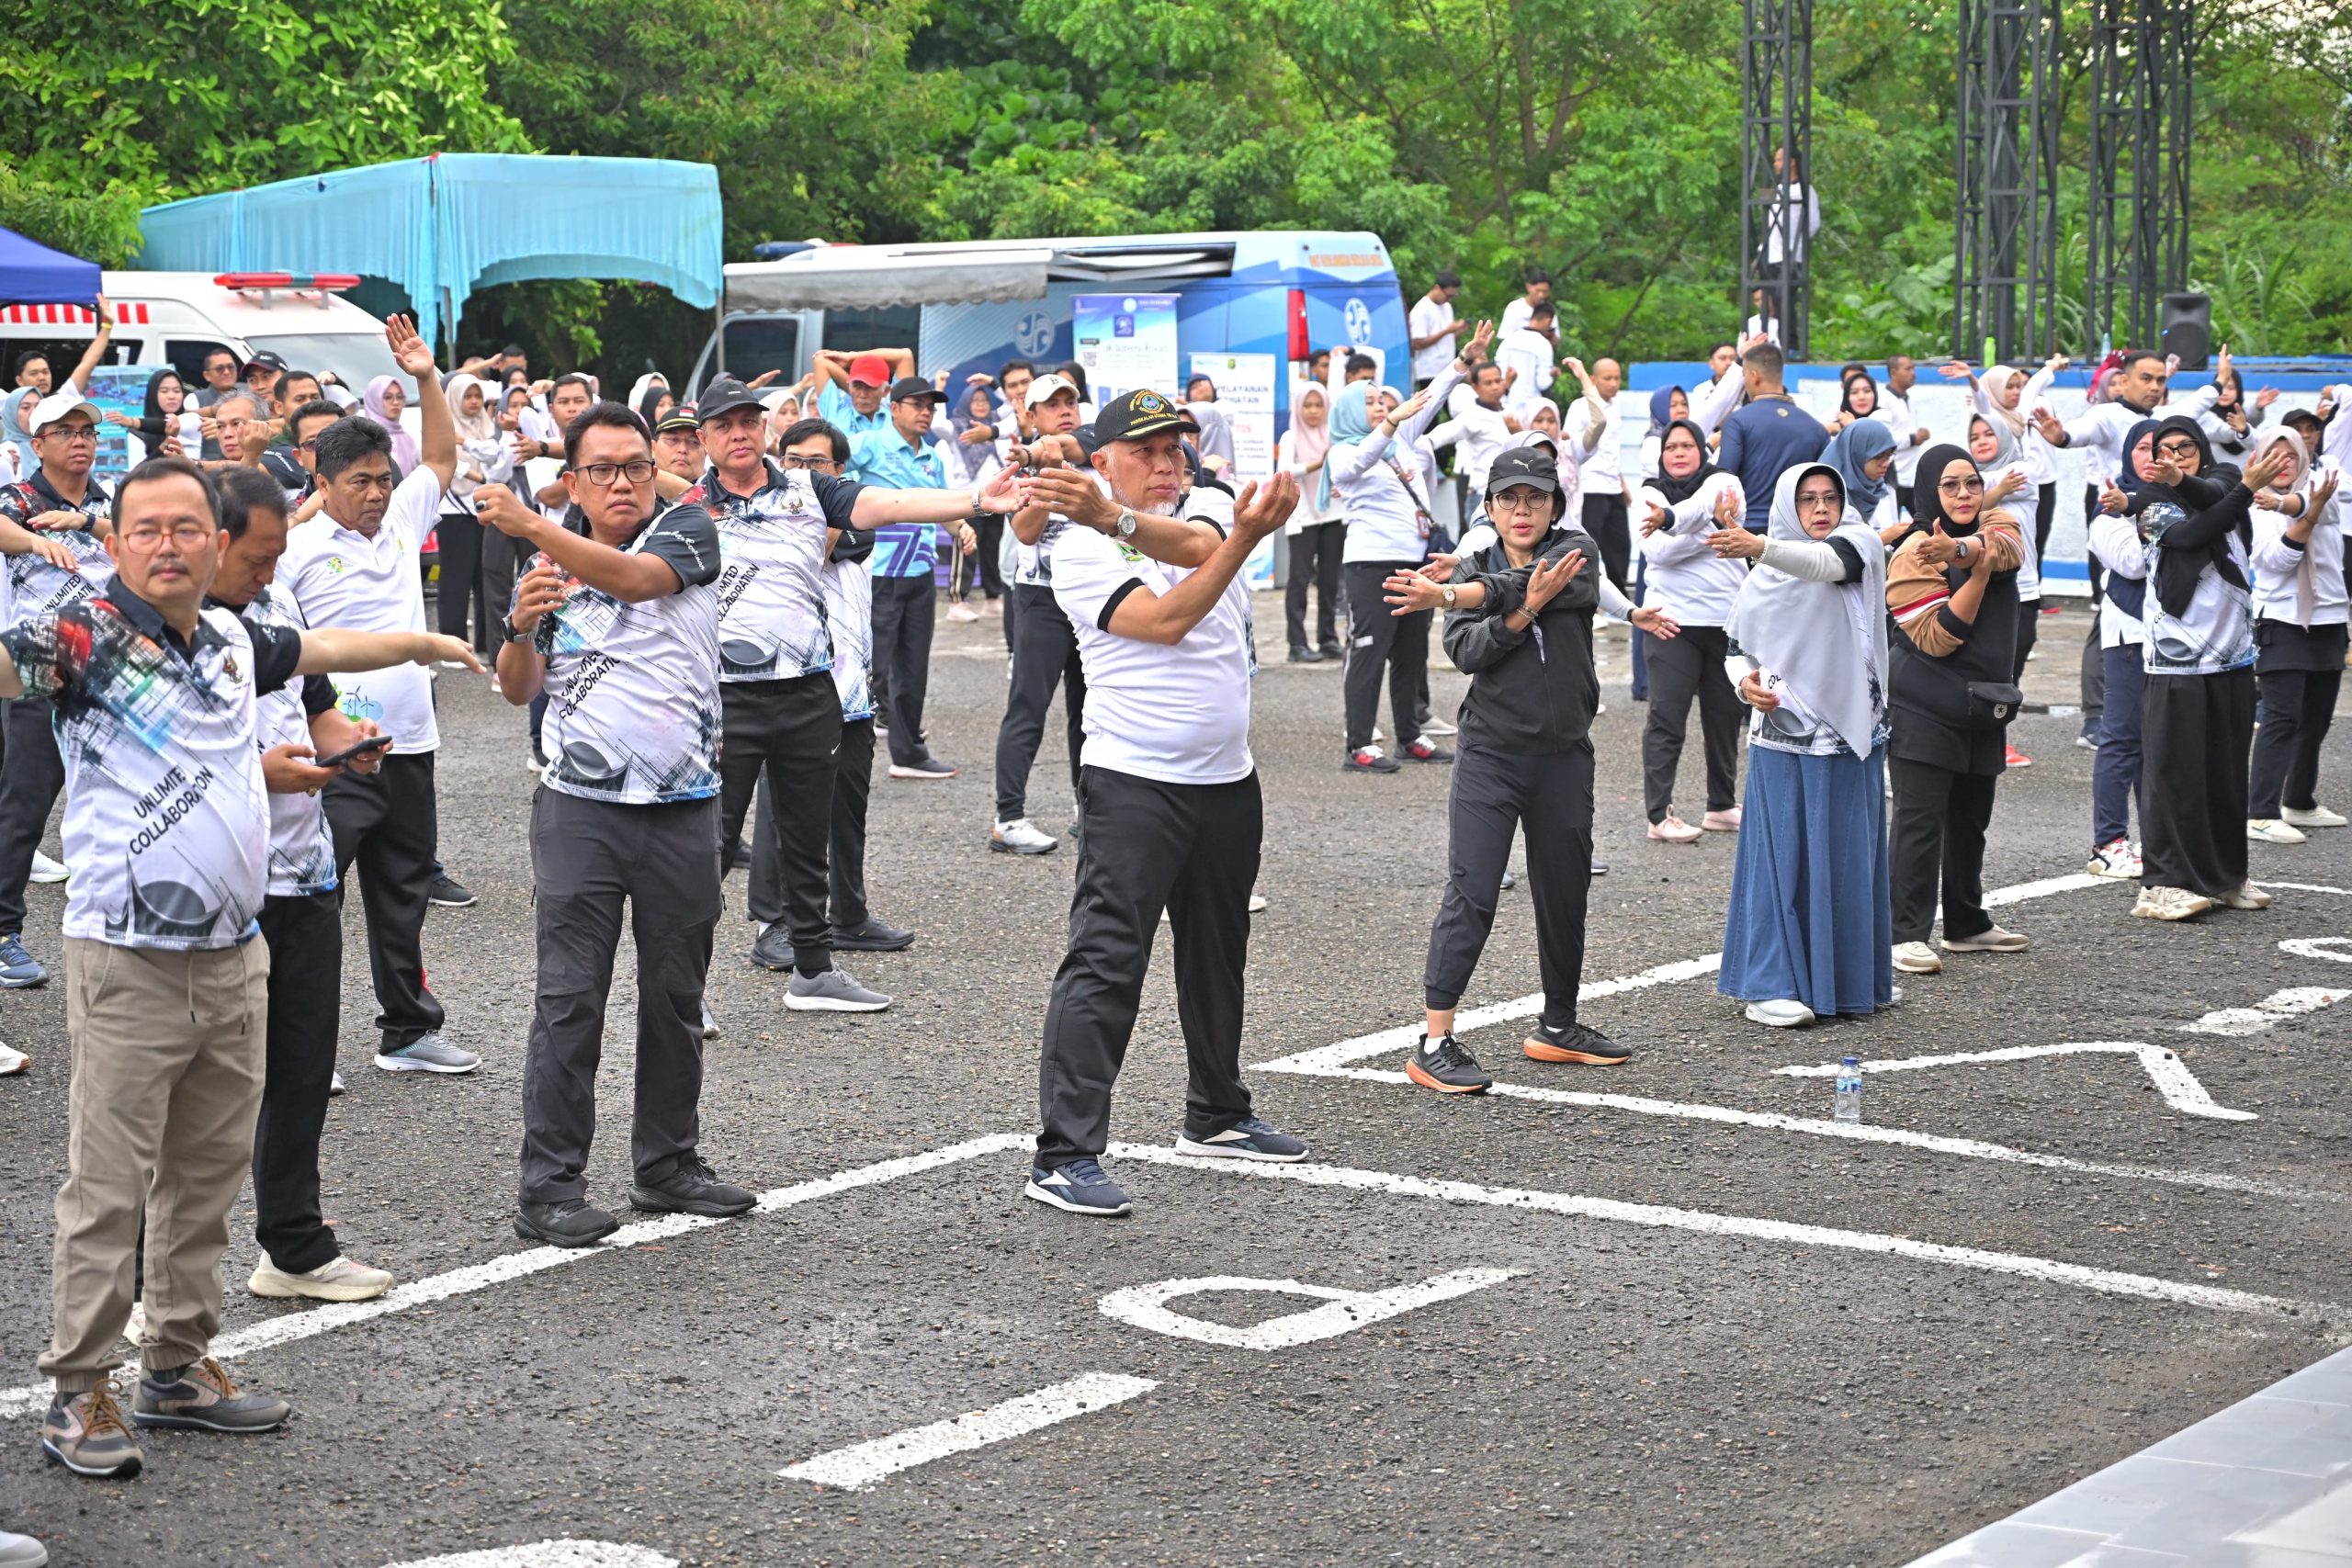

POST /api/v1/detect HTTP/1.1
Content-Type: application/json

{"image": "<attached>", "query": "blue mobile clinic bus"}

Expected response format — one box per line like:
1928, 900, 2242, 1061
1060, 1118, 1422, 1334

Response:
688, 230, 1408, 425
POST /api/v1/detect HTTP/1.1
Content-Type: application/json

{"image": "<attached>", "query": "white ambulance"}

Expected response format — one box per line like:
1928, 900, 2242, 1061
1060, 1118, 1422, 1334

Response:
0, 271, 402, 396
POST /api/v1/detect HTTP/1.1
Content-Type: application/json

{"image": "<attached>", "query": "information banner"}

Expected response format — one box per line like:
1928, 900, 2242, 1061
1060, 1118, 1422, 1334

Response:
1072, 293, 1179, 406
1190, 351, 1282, 590
86, 365, 167, 484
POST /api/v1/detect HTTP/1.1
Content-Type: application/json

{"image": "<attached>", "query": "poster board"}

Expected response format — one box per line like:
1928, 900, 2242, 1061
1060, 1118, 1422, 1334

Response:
1190, 351, 1281, 590
1072, 293, 1179, 406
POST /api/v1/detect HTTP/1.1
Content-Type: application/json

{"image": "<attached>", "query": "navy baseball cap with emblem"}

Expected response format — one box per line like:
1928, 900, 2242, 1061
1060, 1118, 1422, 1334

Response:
1091, 389, 1201, 445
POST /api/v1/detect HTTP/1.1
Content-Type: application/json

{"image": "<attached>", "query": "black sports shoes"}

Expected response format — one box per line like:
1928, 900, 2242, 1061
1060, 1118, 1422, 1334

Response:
1522, 1021, 1630, 1066
1405, 1032, 1492, 1093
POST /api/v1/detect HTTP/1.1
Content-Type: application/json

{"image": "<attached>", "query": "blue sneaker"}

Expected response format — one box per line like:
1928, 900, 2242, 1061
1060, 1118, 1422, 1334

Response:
1174, 1116, 1308, 1163
1024, 1158, 1133, 1217
0, 935, 47, 988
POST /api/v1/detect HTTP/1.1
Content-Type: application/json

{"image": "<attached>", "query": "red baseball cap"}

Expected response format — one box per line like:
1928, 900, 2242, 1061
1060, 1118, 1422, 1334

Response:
848, 355, 892, 388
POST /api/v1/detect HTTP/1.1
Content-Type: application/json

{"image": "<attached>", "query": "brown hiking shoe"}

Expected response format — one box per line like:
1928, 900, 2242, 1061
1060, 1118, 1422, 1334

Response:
132, 1357, 289, 1434
40, 1380, 143, 1478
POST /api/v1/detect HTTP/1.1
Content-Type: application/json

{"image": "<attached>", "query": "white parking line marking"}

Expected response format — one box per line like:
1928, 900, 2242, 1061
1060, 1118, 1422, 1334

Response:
1254, 873, 2108, 1077
2264, 883, 2352, 897
1107, 1145, 2333, 1321
779, 1371, 1159, 1491
1280, 1067, 2337, 1201
1774, 1042, 2256, 1122
2179, 987, 2348, 1038
1097, 1268, 1521, 1349
2282, 937, 2352, 964
383, 1542, 679, 1568
0, 1134, 1033, 1422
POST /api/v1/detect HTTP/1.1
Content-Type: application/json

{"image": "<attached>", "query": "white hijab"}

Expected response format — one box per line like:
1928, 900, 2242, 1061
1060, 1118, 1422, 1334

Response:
1726, 462, 1889, 759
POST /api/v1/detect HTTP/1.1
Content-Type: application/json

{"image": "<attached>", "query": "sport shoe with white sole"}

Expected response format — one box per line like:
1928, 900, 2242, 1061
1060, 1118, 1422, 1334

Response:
2283, 805, 2346, 829
1421, 716, 1457, 737
0, 1526, 47, 1565
888, 755, 960, 780
374, 1032, 481, 1074
785, 966, 890, 1012
1647, 815, 1702, 844
427, 874, 478, 908
328, 1071, 345, 1098
248, 1253, 394, 1303
2086, 839, 2142, 879
1892, 941, 1942, 974
1247, 892, 1269, 913
1941, 924, 2029, 953
0, 1043, 25, 1076
1744, 998, 1815, 1029
1024, 1158, 1133, 1216
40, 1382, 141, 1479
1701, 807, 1742, 832
132, 1358, 289, 1434
28, 851, 67, 885
2220, 881, 2275, 910
2247, 818, 2309, 846
989, 818, 1058, 855
2132, 886, 2213, 920
1174, 1117, 1308, 1162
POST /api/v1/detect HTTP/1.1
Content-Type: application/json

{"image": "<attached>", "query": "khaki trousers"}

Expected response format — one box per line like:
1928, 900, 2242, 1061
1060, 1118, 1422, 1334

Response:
40, 936, 269, 1393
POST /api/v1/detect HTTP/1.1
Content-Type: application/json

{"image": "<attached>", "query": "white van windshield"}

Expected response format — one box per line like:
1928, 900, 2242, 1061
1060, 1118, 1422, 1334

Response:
243, 331, 404, 400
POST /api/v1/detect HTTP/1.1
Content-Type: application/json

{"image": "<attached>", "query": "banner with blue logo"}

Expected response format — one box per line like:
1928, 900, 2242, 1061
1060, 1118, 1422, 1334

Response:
1073, 293, 1180, 406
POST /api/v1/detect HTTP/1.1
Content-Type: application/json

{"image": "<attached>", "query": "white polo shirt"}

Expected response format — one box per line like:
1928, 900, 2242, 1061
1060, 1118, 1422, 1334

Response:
1878, 388, 1927, 486
277, 465, 443, 751
239, 582, 339, 897
1050, 520, 1255, 786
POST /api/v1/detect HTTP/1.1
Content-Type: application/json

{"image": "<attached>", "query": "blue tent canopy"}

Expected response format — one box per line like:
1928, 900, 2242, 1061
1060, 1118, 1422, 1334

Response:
138, 154, 724, 349
0, 226, 102, 306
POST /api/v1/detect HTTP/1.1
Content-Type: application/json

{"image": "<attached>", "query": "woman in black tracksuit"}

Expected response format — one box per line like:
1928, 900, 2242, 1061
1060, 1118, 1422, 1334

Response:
1389, 448, 1632, 1094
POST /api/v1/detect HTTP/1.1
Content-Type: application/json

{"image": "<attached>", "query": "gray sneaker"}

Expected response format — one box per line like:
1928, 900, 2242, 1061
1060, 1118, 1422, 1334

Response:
373, 1032, 481, 1075
40, 1382, 142, 1478
0, 1526, 48, 1565
785, 966, 890, 1013
133, 1358, 288, 1433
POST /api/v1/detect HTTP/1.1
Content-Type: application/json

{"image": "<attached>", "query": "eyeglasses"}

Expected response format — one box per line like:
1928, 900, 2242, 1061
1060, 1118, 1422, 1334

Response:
295, 438, 320, 452
42, 423, 98, 443
2155, 440, 2200, 460
782, 454, 840, 472
1936, 476, 1986, 497
1488, 491, 1549, 514
118, 521, 212, 550
1795, 490, 1841, 510
573, 459, 657, 487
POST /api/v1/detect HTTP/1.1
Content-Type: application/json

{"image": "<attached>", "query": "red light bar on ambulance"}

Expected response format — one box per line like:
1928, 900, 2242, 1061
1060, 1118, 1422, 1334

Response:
214, 273, 361, 291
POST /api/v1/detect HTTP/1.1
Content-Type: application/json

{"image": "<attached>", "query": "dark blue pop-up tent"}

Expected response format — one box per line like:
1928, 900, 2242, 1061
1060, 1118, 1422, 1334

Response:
0, 227, 102, 306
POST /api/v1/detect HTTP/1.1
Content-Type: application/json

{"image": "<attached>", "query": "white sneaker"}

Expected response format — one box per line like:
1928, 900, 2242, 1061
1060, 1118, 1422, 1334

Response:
0, 1526, 47, 1566
2247, 818, 2309, 845
1700, 807, 1743, 832
249, 1252, 395, 1302
2283, 805, 2347, 829
2132, 886, 2213, 920
1941, 924, 2030, 953
0, 1043, 25, 1075
989, 818, 1058, 856
1247, 892, 1269, 914
1744, 998, 1815, 1029
1646, 815, 1702, 844
944, 603, 981, 624
27, 851, 66, 885
2220, 881, 2275, 911
1421, 716, 1457, 737
2086, 839, 2143, 880
1892, 942, 1942, 975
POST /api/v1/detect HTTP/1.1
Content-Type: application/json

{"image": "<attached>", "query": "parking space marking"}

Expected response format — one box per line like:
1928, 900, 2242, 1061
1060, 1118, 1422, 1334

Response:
2282, 937, 2352, 964
0, 1134, 1033, 1422
2265, 883, 2352, 897
1107, 1145, 2334, 1321
383, 1543, 678, 1568
1774, 1042, 2256, 1122
1098, 1268, 1521, 1349
779, 1371, 1159, 1491
1255, 872, 2108, 1077
2180, 987, 2349, 1038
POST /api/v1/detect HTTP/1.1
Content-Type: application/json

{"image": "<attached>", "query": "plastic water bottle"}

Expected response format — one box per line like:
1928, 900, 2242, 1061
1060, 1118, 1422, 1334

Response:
1834, 1055, 1862, 1124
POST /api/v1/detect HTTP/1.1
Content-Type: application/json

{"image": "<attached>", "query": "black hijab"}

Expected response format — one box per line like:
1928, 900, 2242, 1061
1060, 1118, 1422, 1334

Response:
2142, 415, 2252, 616
1909, 444, 1980, 536
1839, 373, 1878, 420
1652, 418, 1718, 506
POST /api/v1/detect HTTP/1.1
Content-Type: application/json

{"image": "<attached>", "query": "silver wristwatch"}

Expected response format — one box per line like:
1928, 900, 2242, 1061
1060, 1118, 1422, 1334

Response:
1114, 508, 1138, 539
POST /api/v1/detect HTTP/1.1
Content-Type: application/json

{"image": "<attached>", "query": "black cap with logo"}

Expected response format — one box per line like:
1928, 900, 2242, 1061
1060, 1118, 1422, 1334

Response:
1485, 448, 1562, 498
888, 377, 947, 406
1091, 389, 1201, 446
695, 377, 763, 423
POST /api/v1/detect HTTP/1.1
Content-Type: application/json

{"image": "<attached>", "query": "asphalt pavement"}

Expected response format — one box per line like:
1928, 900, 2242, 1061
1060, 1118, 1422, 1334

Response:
3, 598, 2350, 1568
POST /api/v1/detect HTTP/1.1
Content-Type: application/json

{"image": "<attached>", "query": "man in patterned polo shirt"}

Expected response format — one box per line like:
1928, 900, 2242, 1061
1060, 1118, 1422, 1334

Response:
482, 402, 746, 1247
13, 457, 481, 1482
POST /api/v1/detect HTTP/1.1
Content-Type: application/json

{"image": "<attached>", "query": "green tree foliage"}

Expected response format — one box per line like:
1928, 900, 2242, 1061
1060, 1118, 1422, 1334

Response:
0, 169, 147, 269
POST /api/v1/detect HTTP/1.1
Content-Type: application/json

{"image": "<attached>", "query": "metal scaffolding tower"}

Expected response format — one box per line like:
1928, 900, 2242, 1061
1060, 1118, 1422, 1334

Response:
1740, 0, 1814, 358
2086, 0, 2193, 352
1953, 0, 2062, 363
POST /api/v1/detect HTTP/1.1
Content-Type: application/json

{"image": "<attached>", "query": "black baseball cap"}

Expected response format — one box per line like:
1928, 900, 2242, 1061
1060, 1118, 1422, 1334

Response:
1486, 448, 1561, 496
1091, 389, 1200, 445
243, 350, 288, 374
695, 377, 763, 423
655, 402, 701, 434
888, 377, 946, 405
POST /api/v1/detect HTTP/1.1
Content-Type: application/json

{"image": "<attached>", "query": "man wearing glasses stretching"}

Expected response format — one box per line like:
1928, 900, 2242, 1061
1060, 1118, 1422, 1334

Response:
277, 319, 482, 1077
0, 389, 120, 988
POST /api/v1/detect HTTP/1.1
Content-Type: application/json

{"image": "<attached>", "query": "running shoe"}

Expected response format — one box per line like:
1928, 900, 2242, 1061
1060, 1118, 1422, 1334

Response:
1401, 738, 1453, 763
0, 1043, 25, 1076
28, 851, 66, 885
1891, 942, 1942, 974
132, 1359, 288, 1434
1743, 998, 1815, 1029
2219, 881, 2275, 910
40, 1383, 141, 1479
1024, 1158, 1133, 1216
784, 966, 890, 1012
2086, 839, 2142, 880
2247, 818, 2309, 846
1405, 1032, 1492, 1093
990, 818, 1058, 855
2283, 805, 2347, 829
1522, 1021, 1629, 1066
1940, 925, 2030, 953
1174, 1117, 1309, 1162
1345, 746, 1401, 773
373, 1032, 481, 1074
888, 755, 960, 780
0, 936, 47, 988
2132, 886, 2212, 920
248, 1253, 393, 1302
428, 874, 477, 908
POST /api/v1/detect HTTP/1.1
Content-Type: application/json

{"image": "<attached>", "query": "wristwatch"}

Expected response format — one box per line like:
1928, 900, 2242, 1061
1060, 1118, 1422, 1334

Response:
1441, 585, 1458, 609
1114, 508, 1138, 540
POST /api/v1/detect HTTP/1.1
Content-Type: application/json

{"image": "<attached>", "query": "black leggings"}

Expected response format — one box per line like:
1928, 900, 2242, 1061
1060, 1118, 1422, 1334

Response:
435, 511, 487, 647
2033, 482, 2056, 567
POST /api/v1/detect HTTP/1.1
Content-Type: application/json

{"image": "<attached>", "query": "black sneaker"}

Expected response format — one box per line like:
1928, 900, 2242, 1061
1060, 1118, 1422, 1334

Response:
1287, 645, 1323, 664
1345, 746, 1402, 774
750, 925, 795, 972
514, 1198, 620, 1248
1405, 1032, 1492, 1093
729, 840, 753, 873
630, 1157, 754, 1217
830, 916, 914, 952
1024, 1157, 1134, 1216
1318, 638, 1345, 659
428, 874, 476, 908
1523, 1021, 1630, 1066
1401, 738, 1453, 763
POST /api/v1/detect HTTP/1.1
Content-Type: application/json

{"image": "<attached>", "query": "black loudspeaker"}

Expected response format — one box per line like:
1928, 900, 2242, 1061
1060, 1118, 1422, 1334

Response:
2162, 292, 2211, 370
